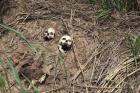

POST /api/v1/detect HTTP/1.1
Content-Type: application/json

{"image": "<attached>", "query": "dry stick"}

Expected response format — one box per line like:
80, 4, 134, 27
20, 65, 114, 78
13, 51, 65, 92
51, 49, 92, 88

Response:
68, 9, 89, 92
9, 14, 30, 48
61, 10, 74, 82
97, 55, 140, 93
57, 41, 70, 84
69, 9, 85, 79
103, 55, 138, 82
72, 81, 75, 93
90, 53, 97, 83
9, 36, 15, 47
70, 6, 89, 93
96, 49, 113, 85
18, 13, 30, 25
136, 85, 140, 93
68, 9, 75, 37
54, 51, 69, 93
61, 17, 70, 34
44, 86, 65, 93
72, 43, 85, 81
70, 42, 113, 81
87, 46, 101, 91
69, 9, 88, 92
7, 82, 16, 93
60, 53, 69, 84
89, 45, 102, 83
97, 57, 110, 84
97, 39, 125, 84
72, 43, 89, 93
9, 13, 30, 48
60, 14, 74, 93
61, 10, 78, 71
54, 54, 58, 86
54, 52, 61, 87
92, 43, 105, 84
53, 52, 63, 93
110, 67, 140, 92
74, 84, 121, 90
33, 27, 42, 40
95, 53, 111, 93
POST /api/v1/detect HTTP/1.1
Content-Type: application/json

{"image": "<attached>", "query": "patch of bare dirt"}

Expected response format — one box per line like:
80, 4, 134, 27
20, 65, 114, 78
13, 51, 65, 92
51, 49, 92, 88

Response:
1, 0, 140, 93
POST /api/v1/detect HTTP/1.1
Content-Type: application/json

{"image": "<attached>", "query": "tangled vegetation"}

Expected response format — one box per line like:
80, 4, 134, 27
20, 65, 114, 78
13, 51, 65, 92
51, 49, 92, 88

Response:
0, 0, 140, 93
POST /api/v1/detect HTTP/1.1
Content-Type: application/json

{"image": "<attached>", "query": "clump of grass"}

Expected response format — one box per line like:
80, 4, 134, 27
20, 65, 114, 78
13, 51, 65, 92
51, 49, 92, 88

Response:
0, 56, 41, 93
0, 23, 40, 58
7, 57, 40, 93
0, 58, 11, 93
128, 35, 140, 67
0, 73, 6, 93
7, 57, 28, 93
89, 0, 96, 4
89, 0, 139, 19
97, 9, 111, 19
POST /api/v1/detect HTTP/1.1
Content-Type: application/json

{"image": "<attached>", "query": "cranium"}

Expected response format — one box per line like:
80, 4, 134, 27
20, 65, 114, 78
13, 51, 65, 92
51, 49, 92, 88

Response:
58, 35, 73, 53
44, 28, 55, 41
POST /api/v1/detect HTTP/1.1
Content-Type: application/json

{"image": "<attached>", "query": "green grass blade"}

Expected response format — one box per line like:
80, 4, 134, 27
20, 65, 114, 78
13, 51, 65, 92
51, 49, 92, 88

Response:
0, 57, 11, 93
88, 0, 96, 4
127, 35, 140, 67
0, 23, 39, 58
7, 58, 22, 86
0, 73, 6, 93
21, 73, 40, 93
7, 57, 29, 93
97, 9, 111, 19
25, 77, 40, 93
0, 74, 5, 88
134, 36, 140, 55
101, 0, 112, 10
7, 57, 40, 93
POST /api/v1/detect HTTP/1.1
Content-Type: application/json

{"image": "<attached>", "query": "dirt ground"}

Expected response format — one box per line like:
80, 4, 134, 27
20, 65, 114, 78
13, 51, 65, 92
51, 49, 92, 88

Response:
0, 0, 140, 93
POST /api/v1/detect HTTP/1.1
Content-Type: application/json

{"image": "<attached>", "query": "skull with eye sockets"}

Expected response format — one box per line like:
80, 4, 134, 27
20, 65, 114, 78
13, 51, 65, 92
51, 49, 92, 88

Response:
58, 35, 73, 53
44, 28, 55, 41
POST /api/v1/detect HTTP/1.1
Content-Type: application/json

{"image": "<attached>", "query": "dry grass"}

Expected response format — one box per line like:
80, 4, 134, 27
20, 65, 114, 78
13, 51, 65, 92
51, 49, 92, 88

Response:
0, 0, 140, 93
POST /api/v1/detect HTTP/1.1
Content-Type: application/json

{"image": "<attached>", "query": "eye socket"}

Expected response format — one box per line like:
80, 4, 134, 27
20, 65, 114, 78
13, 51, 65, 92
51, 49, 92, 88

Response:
50, 32, 54, 35
62, 38, 66, 40
44, 32, 49, 35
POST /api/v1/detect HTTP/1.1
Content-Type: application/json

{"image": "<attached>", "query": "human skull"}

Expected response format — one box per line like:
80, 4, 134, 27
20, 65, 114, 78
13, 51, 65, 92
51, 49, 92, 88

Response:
44, 28, 55, 41
58, 35, 73, 53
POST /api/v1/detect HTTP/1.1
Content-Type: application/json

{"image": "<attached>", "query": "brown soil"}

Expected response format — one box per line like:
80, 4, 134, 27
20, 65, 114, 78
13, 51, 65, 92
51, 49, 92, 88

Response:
0, 0, 140, 93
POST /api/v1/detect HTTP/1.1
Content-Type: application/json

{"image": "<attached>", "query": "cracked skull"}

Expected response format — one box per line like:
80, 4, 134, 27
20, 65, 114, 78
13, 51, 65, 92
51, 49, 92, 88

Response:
44, 28, 55, 41
58, 35, 73, 53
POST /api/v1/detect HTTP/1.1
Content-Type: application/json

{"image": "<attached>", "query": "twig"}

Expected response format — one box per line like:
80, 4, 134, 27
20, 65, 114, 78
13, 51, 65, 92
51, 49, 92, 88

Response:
72, 43, 85, 81
75, 85, 121, 90
70, 42, 113, 81
69, 9, 75, 38
96, 51, 111, 85
90, 51, 97, 83
110, 67, 140, 92
54, 52, 60, 86
44, 86, 65, 93
61, 17, 70, 35
74, 84, 121, 90
9, 36, 15, 47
